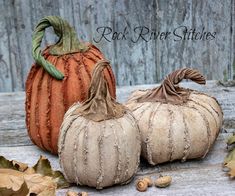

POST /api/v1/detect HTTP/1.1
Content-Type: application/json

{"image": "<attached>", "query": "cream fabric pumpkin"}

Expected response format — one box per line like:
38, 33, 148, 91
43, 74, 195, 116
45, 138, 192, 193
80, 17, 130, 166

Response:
125, 68, 223, 165
58, 60, 141, 189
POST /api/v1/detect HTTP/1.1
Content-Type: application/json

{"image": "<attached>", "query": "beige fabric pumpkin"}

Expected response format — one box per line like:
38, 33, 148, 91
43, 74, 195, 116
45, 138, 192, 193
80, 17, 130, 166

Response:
58, 60, 141, 189
125, 68, 223, 165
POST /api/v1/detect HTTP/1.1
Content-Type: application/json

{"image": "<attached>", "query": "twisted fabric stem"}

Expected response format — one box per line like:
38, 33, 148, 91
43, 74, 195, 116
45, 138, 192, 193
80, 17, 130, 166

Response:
73, 60, 126, 121
32, 16, 88, 80
137, 68, 206, 104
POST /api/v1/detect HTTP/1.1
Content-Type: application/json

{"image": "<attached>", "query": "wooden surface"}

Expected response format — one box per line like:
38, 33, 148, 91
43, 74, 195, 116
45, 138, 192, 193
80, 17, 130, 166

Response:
0, 0, 234, 92
0, 80, 235, 195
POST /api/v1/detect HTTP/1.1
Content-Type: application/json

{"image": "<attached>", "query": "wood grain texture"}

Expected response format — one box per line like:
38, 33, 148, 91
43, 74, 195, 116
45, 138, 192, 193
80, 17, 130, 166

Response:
0, 133, 234, 196
0, 0, 234, 92
0, 82, 235, 195
0, 80, 235, 147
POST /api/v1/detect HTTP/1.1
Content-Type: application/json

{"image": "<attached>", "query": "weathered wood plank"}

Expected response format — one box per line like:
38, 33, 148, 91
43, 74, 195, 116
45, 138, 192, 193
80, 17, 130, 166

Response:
1, 81, 235, 147
0, 0, 14, 92
0, 0, 234, 92
0, 82, 235, 195
0, 132, 234, 195
232, 0, 235, 79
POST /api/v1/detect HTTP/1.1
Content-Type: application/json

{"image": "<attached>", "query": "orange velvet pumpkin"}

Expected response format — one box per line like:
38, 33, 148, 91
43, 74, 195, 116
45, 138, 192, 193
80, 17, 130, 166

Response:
25, 16, 116, 154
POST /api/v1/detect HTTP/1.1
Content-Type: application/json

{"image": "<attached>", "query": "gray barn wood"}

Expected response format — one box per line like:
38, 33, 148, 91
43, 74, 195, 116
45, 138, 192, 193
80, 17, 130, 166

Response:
0, 0, 234, 92
0, 81, 235, 195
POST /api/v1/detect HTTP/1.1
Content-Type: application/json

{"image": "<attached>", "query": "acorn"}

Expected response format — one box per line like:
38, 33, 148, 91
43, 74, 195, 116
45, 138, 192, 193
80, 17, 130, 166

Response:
136, 179, 148, 192
142, 176, 153, 187
66, 191, 88, 196
155, 175, 172, 188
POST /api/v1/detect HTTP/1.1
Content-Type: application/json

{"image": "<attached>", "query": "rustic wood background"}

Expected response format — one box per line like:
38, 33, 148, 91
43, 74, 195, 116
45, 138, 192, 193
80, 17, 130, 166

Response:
0, 0, 234, 92
1, 81, 235, 195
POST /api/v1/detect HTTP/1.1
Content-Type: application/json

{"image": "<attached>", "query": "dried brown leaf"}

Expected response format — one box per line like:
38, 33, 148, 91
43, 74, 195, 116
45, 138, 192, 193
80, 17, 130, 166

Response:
24, 174, 56, 195
224, 134, 235, 178
227, 135, 235, 145
37, 188, 56, 196
0, 171, 56, 195
0, 155, 69, 195
12, 160, 28, 172
0, 156, 28, 172
224, 148, 235, 165
224, 160, 235, 178
0, 172, 24, 191
0, 181, 29, 196
0, 156, 17, 170
24, 167, 35, 175
33, 156, 53, 176
33, 155, 70, 188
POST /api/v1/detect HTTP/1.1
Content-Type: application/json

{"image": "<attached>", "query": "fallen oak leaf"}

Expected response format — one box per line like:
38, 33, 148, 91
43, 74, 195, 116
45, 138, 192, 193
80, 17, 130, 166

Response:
0, 170, 56, 195
37, 188, 55, 196
224, 146, 235, 165
224, 134, 235, 178
0, 155, 70, 195
224, 160, 235, 178
24, 167, 35, 175
53, 170, 70, 189
0, 156, 18, 170
0, 181, 29, 196
0, 156, 29, 172
227, 135, 235, 145
12, 160, 28, 172
0, 171, 24, 191
24, 174, 56, 195
33, 155, 70, 188
33, 156, 52, 176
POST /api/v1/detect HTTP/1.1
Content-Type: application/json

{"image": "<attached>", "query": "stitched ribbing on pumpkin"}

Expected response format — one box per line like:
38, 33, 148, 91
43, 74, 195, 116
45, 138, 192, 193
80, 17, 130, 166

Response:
125, 68, 223, 165
26, 16, 117, 154
58, 60, 141, 189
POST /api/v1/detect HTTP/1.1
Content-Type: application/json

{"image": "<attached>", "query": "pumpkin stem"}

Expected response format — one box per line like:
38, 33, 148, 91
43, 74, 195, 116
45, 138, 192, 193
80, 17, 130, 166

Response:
32, 16, 89, 80
73, 60, 126, 121
137, 68, 206, 104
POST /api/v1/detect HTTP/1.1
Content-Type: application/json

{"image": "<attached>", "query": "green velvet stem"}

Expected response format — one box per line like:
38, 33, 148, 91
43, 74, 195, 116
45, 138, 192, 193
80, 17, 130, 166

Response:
32, 16, 88, 80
